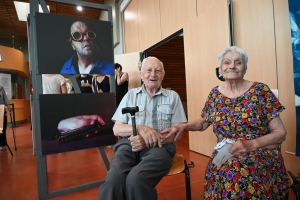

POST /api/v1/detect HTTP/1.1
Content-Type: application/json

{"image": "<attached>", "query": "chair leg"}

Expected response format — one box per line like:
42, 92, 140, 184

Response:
287, 171, 300, 200
285, 191, 289, 200
184, 160, 195, 200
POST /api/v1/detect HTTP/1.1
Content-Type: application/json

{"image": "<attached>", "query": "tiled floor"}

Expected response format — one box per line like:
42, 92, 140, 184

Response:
0, 121, 296, 200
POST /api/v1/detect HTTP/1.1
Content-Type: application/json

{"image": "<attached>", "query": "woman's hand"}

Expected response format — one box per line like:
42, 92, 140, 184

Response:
161, 118, 210, 142
115, 68, 121, 75
161, 124, 185, 141
230, 140, 254, 154
81, 82, 91, 88
159, 132, 176, 144
230, 116, 286, 154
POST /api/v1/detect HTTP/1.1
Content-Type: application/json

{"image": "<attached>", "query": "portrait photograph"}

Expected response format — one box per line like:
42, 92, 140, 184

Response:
35, 13, 114, 75
39, 93, 117, 155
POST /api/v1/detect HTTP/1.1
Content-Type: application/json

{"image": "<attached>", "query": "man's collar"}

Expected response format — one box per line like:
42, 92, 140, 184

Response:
73, 53, 104, 72
135, 85, 167, 96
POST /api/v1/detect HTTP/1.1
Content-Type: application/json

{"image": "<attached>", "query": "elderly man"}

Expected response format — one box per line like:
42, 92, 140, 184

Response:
60, 21, 113, 74
99, 57, 187, 200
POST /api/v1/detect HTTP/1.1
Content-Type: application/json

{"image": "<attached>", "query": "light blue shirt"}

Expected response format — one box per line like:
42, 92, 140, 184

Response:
112, 86, 187, 132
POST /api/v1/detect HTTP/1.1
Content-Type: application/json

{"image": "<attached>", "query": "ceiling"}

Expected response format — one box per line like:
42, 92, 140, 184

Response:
0, 0, 105, 45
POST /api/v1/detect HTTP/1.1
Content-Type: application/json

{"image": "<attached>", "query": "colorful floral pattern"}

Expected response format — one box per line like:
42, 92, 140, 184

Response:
201, 82, 291, 199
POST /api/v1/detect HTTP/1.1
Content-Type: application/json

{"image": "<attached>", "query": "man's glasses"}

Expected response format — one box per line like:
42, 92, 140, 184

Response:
71, 31, 96, 42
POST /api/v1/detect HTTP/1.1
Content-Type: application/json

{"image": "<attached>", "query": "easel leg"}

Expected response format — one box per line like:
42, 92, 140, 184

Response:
6, 143, 13, 156
9, 111, 17, 150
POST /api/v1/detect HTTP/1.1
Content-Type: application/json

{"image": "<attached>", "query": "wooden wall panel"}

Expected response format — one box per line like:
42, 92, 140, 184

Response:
159, 0, 191, 39
114, 52, 141, 90
137, 0, 162, 51
273, 0, 300, 175
232, 0, 300, 174
147, 37, 186, 101
159, 0, 220, 40
123, 0, 139, 53
232, 0, 277, 89
184, 0, 230, 156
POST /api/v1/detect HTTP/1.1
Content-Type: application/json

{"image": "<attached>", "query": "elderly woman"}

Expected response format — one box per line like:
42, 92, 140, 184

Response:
162, 46, 291, 199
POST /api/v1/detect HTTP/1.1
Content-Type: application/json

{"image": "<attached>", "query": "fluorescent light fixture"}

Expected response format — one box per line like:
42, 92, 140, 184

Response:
14, 1, 50, 21
77, 6, 83, 11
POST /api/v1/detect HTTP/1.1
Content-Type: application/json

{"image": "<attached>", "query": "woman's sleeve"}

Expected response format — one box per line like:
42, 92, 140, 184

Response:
201, 89, 214, 123
58, 75, 66, 86
261, 84, 285, 123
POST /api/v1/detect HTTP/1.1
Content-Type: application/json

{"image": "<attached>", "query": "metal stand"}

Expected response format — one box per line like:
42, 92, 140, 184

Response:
288, 171, 300, 200
3, 112, 14, 156
28, 1, 115, 199
183, 160, 195, 200
5, 142, 13, 156
44, 147, 111, 199
8, 104, 17, 150
9, 103, 19, 128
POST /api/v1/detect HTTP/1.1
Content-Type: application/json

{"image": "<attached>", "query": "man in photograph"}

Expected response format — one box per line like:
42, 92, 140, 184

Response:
60, 21, 113, 74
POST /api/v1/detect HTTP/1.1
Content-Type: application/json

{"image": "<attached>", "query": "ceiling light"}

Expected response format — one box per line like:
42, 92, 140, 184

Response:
14, 1, 50, 22
77, 6, 83, 11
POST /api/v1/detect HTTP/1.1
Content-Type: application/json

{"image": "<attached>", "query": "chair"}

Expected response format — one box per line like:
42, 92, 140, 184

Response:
166, 152, 195, 200
287, 171, 300, 200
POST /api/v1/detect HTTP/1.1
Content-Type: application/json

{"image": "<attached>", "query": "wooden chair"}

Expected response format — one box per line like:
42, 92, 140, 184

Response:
166, 152, 195, 200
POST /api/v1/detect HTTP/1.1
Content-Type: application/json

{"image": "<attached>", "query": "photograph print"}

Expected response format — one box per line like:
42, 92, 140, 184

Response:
39, 93, 117, 155
35, 13, 114, 75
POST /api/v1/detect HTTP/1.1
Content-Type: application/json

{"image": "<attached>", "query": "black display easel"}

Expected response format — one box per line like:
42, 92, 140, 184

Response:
5, 139, 13, 156
10, 103, 18, 128
29, 1, 115, 199
8, 103, 17, 151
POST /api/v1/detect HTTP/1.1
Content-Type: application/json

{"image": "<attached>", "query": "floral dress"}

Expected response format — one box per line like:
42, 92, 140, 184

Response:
201, 82, 291, 199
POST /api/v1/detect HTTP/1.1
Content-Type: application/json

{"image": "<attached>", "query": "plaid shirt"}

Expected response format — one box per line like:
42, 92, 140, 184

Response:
112, 86, 187, 133
0, 86, 9, 106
